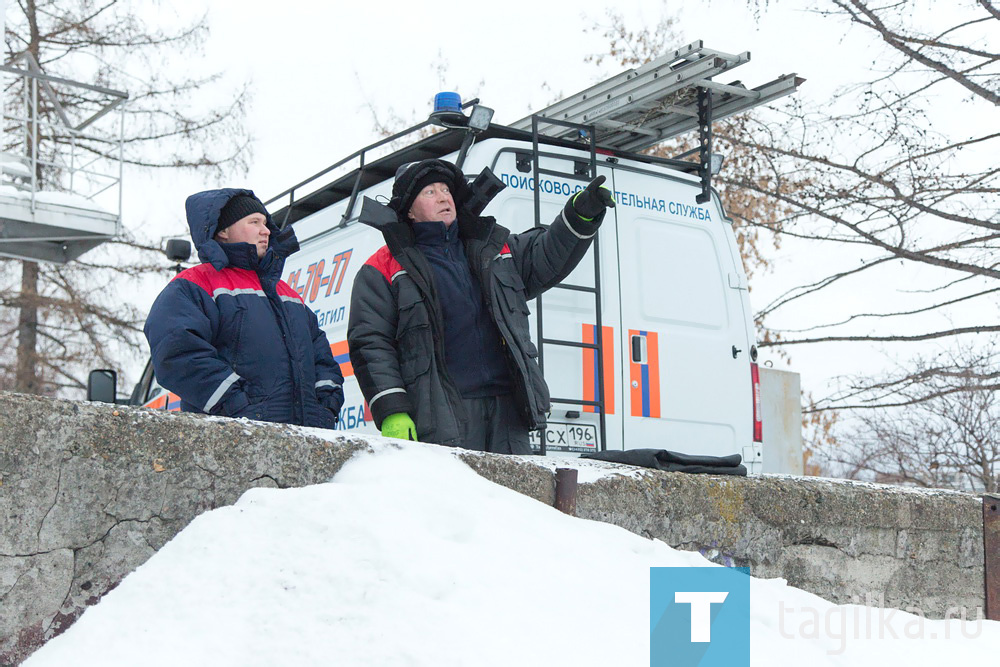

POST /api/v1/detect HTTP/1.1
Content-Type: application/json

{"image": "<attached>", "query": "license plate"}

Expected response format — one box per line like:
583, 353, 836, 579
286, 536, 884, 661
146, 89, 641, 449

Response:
530, 421, 599, 453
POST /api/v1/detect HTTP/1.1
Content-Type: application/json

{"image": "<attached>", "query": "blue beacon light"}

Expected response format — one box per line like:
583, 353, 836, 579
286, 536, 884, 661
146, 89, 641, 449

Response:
433, 92, 463, 114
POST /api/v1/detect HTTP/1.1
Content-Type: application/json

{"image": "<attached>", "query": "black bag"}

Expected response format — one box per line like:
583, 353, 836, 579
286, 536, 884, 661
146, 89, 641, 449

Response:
580, 448, 747, 476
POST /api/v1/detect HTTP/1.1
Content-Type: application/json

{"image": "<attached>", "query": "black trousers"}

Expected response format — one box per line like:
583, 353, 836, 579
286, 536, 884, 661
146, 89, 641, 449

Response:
458, 394, 532, 455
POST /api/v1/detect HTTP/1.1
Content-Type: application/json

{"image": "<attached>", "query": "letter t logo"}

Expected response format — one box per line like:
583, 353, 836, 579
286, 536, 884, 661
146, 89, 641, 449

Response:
674, 591, 729, 642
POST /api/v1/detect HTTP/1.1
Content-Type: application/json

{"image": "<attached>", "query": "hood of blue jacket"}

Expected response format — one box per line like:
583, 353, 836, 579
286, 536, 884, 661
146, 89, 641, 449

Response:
185, 188, 299, 273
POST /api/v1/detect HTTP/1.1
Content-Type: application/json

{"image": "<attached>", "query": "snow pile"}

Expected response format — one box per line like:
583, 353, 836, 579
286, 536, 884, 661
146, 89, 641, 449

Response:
24, 444, 999, 666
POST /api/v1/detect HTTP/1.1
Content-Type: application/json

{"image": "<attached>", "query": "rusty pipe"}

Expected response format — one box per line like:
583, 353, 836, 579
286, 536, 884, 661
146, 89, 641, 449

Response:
555, 468, 578, 516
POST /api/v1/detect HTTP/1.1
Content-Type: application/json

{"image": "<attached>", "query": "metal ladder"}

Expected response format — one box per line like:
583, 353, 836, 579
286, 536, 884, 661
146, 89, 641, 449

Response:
530, 115, 609, 455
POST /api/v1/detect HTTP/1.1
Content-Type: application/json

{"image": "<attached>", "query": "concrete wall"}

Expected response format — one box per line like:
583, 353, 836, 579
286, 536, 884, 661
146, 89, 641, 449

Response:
578, 473, 982, 612
0, 392, 987, 664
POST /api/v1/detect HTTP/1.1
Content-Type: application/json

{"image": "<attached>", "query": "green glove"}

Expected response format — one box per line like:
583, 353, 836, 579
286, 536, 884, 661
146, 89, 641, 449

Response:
381, 412, 417, 440
571, 175, 616, 220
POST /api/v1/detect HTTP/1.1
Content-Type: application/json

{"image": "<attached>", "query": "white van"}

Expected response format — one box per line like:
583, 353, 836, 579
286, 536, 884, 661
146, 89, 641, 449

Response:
285, 135, 762, 459
118, 42, 802, 473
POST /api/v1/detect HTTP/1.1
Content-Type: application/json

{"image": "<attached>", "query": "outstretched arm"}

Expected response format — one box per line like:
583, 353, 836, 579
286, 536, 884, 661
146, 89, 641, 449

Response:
509, 175, 615, 298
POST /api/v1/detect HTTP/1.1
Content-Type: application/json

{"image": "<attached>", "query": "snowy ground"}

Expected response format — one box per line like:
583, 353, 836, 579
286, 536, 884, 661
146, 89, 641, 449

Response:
24, 442, 999, 666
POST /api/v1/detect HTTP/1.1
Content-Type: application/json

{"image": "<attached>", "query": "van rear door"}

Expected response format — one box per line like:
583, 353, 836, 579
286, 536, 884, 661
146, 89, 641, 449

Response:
611, 165, 752, 457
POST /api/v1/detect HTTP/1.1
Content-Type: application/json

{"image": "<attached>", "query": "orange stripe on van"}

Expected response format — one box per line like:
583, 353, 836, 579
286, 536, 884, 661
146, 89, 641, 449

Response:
646, 331, 661, 418
330, 340, 354, 378
628, 329, 661, 418
628, 329, 641, 416
143, 392, 181, 412
145, 394, 167, 410
582, 324, 615, 414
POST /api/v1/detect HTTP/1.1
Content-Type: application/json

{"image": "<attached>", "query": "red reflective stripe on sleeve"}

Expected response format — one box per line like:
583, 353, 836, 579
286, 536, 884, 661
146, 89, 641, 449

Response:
364, 246, 404, 284
277, 279, 304, 302
174, 264, 263, 294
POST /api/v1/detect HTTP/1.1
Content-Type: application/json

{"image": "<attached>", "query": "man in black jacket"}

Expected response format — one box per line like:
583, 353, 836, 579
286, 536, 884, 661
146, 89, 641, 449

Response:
347, 159, 613, 453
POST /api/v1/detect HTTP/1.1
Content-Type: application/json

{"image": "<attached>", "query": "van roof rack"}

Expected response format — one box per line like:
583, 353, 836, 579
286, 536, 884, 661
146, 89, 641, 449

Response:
265, 124, 687, 229
511, 40, 802, 153
267, 40, 802, 224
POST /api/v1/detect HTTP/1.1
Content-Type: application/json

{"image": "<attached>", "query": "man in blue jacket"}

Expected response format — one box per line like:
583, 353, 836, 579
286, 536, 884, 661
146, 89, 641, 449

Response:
144, 189, 344, 428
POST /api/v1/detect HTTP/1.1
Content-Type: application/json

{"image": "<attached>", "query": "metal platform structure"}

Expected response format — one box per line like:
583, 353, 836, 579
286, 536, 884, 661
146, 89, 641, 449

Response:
0, 52, 127, 264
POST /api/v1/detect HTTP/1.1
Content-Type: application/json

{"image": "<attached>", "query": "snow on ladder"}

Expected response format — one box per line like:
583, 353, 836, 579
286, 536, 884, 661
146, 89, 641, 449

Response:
511, 40, 803, 153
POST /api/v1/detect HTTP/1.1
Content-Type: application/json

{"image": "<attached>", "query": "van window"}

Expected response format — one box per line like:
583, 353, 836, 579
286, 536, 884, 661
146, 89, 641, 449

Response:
631, 217, 727, 329
146, 381, 164, 403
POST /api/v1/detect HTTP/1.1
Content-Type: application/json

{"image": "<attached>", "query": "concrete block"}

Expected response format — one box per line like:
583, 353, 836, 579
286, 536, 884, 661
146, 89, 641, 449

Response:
0, 549, 73, 664
0, 391, 989, 663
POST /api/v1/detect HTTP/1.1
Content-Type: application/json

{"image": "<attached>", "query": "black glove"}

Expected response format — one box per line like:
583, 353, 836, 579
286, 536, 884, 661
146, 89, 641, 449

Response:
571, 175, 616, 220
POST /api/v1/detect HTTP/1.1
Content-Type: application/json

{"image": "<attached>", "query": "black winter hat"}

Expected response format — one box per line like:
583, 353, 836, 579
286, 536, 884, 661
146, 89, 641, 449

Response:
216, 194, 268, 235
389, 159, 463, 217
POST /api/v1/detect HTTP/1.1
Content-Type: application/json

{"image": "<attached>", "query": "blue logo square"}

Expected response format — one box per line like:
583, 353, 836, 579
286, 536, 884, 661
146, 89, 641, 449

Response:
650, 566, 750, 666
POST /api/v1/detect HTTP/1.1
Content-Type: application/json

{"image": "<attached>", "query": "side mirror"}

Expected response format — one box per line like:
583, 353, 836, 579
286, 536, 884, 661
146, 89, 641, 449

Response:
165, 238, 191, 263
87, 369, 118, 404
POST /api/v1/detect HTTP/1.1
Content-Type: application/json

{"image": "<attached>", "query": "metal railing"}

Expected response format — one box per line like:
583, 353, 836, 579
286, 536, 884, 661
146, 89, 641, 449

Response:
263, 99, 486, 229
264, 119, 436, 230
0, 52, 127, 232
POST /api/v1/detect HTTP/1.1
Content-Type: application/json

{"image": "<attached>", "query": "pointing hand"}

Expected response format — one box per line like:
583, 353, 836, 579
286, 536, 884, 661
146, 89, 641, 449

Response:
571, 175, 616, 220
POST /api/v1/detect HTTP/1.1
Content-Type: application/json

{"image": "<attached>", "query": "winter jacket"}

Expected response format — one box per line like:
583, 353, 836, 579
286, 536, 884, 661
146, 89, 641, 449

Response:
347, 167, 604, 446
144, 188, 345, 428
410, 219, 510, 397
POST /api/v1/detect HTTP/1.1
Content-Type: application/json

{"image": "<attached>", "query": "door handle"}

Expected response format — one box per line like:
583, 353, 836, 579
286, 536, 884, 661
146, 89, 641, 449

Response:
631, 335, 646, 364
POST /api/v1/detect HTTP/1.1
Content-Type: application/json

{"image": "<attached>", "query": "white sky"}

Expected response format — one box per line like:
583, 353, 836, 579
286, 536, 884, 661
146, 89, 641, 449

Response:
114, 0, 990, 410
21, 440, 1000, 665
129, 0, 876, 243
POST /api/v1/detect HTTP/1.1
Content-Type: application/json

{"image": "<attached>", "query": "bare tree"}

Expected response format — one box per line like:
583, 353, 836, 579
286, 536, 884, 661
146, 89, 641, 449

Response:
1, 0, 251, 397
584, 7, 795, 284
588, 2, 997, 481
820, 342, 1000, 492
723, 0, 998, 409
587, 5, 840, 470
